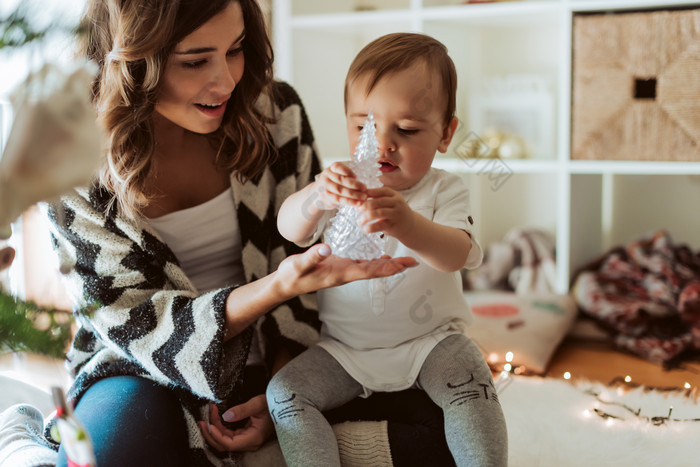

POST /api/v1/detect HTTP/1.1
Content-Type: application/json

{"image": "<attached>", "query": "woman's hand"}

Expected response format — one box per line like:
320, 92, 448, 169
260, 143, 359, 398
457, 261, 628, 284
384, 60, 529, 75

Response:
275, 243, 418, 298
223, 243, 418, 339
198, 395, 274, 452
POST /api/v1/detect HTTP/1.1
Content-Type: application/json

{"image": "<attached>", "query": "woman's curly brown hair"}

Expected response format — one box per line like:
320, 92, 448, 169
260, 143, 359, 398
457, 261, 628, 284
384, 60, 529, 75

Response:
79, 0, 275, 219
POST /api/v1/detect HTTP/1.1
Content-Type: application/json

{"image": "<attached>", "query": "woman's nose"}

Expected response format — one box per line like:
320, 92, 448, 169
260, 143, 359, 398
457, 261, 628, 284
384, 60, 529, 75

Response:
211, 62, 237, 95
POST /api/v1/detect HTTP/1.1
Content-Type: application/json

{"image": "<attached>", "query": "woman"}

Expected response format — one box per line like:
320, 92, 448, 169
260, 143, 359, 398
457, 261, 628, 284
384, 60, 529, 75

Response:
4, 0, 450, 466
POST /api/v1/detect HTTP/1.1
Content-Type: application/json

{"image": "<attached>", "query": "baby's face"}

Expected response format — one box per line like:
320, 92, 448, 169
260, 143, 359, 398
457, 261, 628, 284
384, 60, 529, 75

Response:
345, 62, 454, 191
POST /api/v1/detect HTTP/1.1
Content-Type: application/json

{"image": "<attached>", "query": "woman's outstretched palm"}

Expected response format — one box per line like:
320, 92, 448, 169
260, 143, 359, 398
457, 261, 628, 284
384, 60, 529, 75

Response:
276, 244, 418, 297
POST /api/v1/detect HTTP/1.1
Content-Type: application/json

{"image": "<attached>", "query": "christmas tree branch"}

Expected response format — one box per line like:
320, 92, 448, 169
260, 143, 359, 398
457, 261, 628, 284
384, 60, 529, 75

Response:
0, 8, 48, 49
0, 290, 76, 359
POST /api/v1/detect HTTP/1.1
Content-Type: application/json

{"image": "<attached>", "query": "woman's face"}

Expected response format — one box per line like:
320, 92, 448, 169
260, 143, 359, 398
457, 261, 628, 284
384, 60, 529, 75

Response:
156, 1, 245, 134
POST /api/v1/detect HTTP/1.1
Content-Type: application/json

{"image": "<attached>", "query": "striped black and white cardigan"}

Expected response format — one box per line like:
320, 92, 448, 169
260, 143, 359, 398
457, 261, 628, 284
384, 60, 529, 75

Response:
44, 82, 323, 466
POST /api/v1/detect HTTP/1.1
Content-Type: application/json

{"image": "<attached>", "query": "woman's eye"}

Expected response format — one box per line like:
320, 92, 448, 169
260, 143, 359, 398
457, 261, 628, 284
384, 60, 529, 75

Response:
398, 128, 419, 135
183, 60, 206, 69
357, 126, 364, 131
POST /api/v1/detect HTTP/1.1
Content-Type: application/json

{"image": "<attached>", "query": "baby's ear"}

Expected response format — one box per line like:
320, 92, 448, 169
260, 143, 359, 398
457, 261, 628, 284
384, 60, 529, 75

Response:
437, 117, 459, 153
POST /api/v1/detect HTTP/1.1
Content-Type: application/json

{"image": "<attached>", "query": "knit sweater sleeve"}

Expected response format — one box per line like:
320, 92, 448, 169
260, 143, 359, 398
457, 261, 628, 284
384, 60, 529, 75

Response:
47, 188, 248, 403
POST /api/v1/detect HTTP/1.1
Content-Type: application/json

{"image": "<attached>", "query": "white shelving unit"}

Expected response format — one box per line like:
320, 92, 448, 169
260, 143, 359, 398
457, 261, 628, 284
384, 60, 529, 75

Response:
272, 0, 700, 293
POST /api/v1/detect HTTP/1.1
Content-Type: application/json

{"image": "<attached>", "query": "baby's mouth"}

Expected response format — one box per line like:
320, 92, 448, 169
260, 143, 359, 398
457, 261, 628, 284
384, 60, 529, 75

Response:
378, 160, 397, 173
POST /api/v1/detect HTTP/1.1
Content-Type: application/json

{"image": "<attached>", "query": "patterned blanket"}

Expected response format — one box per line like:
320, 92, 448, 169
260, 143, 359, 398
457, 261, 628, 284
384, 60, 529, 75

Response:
464, 228, 557, 295
572, 231, 700, 365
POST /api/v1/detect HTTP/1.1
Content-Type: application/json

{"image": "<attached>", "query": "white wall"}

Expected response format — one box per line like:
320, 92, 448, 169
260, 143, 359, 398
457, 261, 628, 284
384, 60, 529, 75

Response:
609, 175, 700, 249
0, 0, 86, 99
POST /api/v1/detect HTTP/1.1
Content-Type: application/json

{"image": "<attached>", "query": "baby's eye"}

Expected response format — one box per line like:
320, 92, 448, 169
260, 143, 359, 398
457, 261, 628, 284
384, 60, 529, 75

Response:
398, 128, 419, 135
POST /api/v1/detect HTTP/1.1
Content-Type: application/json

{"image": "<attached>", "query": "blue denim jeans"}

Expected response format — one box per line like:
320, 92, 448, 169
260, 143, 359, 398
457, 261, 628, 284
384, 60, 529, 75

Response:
57, 376, 189, 467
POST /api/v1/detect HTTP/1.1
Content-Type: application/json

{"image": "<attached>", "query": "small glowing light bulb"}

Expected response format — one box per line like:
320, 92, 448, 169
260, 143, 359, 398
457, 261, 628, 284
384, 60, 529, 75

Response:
503, 363, 512, 372
684, 382, 691, 389
505, 352, 514, 363
563, 372, 571, 380
488, 353, 499, 363
624, 375, 632, 383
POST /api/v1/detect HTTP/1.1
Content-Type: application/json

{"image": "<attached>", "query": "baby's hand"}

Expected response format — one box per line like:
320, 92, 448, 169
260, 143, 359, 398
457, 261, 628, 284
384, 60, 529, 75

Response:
358, 187, 416, 241
314, 162, 367, 210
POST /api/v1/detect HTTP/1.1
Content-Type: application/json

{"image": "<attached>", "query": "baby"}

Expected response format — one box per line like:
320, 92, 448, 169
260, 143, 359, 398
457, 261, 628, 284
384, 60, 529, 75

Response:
270, 32, 508, 467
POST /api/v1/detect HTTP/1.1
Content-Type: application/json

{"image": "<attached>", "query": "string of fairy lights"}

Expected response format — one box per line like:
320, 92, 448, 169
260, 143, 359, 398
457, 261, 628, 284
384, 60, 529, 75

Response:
490, 350, 699, 426
582, 390, 700, 425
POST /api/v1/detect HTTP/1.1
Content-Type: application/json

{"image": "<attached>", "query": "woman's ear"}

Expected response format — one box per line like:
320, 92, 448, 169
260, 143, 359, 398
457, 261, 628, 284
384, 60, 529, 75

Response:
437, 117, 459, 153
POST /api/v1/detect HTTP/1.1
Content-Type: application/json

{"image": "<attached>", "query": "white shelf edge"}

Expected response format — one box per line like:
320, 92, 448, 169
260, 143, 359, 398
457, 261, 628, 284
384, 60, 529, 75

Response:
569, 0, 700, 12
322, 157, 700, 175
288, 0, 699, 26
320, 157, 560, 174
555, 160, 571, 294
567, 160, 700, 175
434, 158, 560, 174
421, 1, 562, 21
290, 9, 414, 29
289, 1, 566, 29
556, 3, 573, 293
272, 0, 293, 82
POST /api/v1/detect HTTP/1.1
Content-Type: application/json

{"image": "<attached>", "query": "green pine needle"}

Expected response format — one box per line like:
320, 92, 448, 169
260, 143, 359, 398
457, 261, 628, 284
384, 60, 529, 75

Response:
0, 9, 48, 49
0, 290, 73, 359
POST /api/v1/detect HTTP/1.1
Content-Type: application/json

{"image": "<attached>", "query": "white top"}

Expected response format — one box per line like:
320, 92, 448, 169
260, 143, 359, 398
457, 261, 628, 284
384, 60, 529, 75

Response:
148, 189, 245, 291
148, 188, 263, 366
314, 168, 483, 393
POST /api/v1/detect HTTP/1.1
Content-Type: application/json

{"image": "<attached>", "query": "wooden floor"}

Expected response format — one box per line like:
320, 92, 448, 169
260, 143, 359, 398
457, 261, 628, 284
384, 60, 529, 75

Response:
546, 336, 700, 390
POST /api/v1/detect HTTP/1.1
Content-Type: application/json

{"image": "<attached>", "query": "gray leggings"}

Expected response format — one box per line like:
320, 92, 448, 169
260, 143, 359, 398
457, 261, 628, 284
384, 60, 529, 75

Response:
266, 334, 508, 467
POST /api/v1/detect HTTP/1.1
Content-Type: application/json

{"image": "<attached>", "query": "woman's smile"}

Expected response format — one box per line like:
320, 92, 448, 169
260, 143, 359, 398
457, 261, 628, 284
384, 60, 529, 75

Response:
195, 100, 228, 117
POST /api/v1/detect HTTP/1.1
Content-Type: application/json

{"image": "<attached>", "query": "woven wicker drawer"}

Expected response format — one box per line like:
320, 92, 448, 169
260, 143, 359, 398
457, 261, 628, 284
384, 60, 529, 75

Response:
571, 8, 700, 161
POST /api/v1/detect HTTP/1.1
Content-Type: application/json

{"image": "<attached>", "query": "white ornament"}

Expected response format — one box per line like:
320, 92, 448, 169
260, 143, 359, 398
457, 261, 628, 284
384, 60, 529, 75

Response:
325, 110, 385, 260
0, 61, 105, 239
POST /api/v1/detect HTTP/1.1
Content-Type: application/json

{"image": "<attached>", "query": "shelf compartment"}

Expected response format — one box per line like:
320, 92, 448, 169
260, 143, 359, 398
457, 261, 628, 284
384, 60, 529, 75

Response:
569, 173, 700, 281
570, 7, 700, 162
605, 174, 700, 251
290, 20, 413, 161
425, 14, 561, 161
